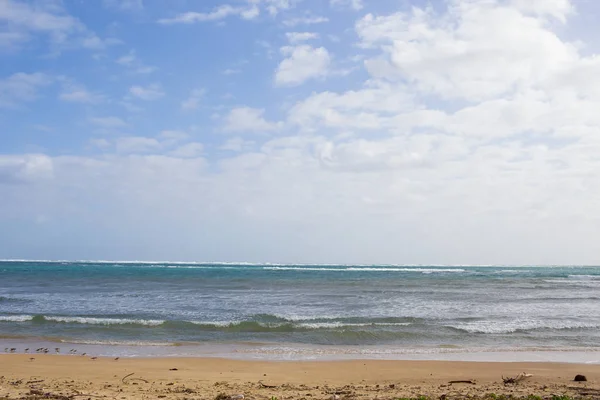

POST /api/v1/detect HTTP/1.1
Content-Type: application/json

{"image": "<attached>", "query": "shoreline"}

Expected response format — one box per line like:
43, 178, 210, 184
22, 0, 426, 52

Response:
2, 355, 600, 399
3, 338, 600, 363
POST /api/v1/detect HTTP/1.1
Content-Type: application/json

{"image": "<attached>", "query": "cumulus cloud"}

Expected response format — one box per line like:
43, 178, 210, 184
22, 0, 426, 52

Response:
159, 130, 189, 142
59, 83, 104, 103
103, 0, 144, 12
288, 82, 414, 130
0, 154, 53, 184
355, 1, 578, 101
157, 0, 298, 24
0, 72, 52, 108
89, 116, 128, 128
330, 0, 363, 11
282, 15, 328, 27
285, 32, 319, 43
129, 84, 164, 101
0, 0, 80, 42
220, 137, 255, 152
510, 0, 573, 22
158, 4, 260, 24
89, 138, 111, 149
115, 136, 161, 154
116, 50, 157, 74
223, 107, 280, 133
168, 142, 204, 158
181, 88, 205, 110
0, 0, 116, 51
275, 45, 331, 86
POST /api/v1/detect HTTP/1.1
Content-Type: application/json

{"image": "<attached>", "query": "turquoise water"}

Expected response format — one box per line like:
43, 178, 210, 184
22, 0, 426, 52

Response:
1, 261, 600, 358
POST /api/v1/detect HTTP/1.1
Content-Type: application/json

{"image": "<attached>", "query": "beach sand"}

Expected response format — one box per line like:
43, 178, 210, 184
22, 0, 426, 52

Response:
2, 355, 600, 399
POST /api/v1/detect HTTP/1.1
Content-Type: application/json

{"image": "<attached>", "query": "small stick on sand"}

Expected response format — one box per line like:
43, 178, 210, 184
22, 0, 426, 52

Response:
121, 372, 149, 384
448, 380, 476, 385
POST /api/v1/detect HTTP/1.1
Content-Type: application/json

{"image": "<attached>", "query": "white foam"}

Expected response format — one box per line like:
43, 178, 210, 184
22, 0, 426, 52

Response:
544, 279, 600, 287
192, 320, 237, 327
45, 316, 164, 326
63, 339, 175, 346
450, 319, 600, 334
568, 275, 600, 280
297, 322, 412, 329
0, 315, 33, 322
263, 267, 465, 273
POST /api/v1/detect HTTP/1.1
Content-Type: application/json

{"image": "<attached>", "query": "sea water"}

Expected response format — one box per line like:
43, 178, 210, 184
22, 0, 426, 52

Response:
1, 261, 600, 361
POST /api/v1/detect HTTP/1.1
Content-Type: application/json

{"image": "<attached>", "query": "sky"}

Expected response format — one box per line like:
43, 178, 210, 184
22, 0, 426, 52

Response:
1, 0, 600, 265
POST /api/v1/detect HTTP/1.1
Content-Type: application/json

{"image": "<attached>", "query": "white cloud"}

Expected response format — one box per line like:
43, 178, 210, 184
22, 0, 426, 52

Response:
89, 138, 111, 149
159, 130, 189, 142
222, 68, 241, 75
158, 4, 260, 24
259, 0, 295, 16
220, 137, 255, 152
181, 88, 205, 110
330, 0, 363, 11
223, 107, 280, 133
80, 35, 121, 50
4, 133, 600, 264
510, 0, 573, 22
314, 136, 440, 171
0, 0, 115, 51
355, 1, 578, 101
288, 82, 414, 130
0, 30, 28, 48
275, 45, 331, 86
90, 116, 128, 128
129, 84, 164, 101
157, 0, 297, 24
0, 72, 51, 108
116, 50, 156, 74
282, 15, 328, 27
168, 142, 204, 158
97, 132, 200, 155
103, 0, 144, 12
59, 83, 104, 104
285, 32, 319, 43
116, 136, 161, 154
116, 51, 136, 66
119, 100, 144, 113
0, 154, 53, 184
0, 0, 80, 37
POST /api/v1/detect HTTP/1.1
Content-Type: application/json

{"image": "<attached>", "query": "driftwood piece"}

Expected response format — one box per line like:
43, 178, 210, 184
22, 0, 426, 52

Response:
448, 380, 476, 385
502, 372, 532, 385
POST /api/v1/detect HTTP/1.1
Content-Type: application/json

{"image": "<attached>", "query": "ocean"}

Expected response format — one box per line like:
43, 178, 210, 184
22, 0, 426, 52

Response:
1, 261, 600, 361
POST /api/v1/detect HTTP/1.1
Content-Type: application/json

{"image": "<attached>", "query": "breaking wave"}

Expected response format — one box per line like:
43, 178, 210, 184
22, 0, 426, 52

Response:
0, 314, 418, 333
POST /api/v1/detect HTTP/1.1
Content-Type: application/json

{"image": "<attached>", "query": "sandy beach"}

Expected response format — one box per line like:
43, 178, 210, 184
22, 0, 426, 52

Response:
2, 355, 600, 400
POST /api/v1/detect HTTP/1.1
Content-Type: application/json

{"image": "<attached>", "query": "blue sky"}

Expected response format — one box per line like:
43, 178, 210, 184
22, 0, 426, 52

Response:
2, 0, 600, 264
2, 0, 372, 156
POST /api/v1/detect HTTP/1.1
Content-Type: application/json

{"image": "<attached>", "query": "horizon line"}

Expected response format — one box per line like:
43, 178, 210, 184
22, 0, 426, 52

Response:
1, 259, 599, 268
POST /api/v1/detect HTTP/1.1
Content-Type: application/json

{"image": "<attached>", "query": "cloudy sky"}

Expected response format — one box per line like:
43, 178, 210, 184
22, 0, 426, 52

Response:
1, 0, 600, 265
